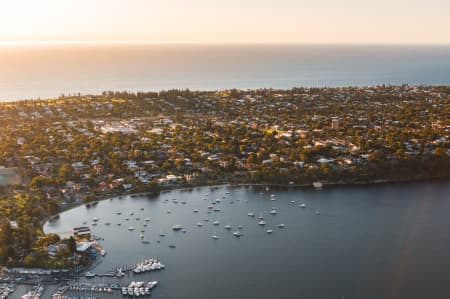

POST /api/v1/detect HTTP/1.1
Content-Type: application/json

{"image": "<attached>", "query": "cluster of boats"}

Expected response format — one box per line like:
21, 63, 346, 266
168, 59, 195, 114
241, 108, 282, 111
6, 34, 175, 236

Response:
0, 284, 14, 299
132, 259, 165, 274
121, 281, 158, 296
20, 286, 45, 299
68, 282, 113, 293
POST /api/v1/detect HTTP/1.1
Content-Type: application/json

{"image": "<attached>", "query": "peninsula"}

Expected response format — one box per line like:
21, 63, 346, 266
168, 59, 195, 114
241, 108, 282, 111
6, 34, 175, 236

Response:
0, 85, 449, 268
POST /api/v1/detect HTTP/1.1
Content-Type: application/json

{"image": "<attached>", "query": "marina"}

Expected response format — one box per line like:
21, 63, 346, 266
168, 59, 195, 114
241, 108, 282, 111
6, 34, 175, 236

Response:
41, 183, 450, 299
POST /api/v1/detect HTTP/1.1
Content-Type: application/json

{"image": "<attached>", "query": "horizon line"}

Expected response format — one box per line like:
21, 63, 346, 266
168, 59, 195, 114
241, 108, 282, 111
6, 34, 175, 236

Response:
1, 40, 450, 46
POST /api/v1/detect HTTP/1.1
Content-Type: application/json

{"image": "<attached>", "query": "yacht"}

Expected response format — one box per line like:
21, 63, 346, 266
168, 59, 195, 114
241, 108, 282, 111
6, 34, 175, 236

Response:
128, 226, 135, 231
172, 224, 183, 231
233, 230, 242, 237
213, 221, 220, 225
92, 217, 99, 222
313, 181, 323, 190
211, 235, 220, 240
269, 209, 277, 215
258, 220, 266, 226
247, 212, 255, 217
266, 229, 273, 234
290, 200, 296, 204
278, 223, 285, 228
147, 281, 158, 290
224, 224, 232, 230
213, 207, 221, 212
300, 203, 306, 208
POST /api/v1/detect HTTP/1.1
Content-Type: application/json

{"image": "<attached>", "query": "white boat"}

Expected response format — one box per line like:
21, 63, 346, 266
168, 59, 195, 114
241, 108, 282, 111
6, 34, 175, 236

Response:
313, 181, 323, 190
258, 220, 266, 226
224, 224, 232, 230
266, 229, 273, 234
193, 209, 199, 213
213, 208, 221, 212
315, 210, 320, 215
92, 217, 99, 222
100, 249, 106, 256
270, 209, 277, 215
85, 271, 95, 278
278, 223, 285, 228
139, 234, 144, 238
300, 203, 306, 208
247, 212, 255, 217
122, 287, 128, 295
207, 204, 214, 209
233, 230, 242, 237
258, 214, 264, 220
196, 222, 204, 227
290, 200, 296, 203
211, 235, 219, 240
213, 221, 220, 225
147, 281, 158, 290
128, 226, 135, 231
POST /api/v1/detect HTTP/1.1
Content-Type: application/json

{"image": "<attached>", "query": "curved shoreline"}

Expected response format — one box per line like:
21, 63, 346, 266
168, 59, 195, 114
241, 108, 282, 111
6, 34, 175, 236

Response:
42, 176, 450, 233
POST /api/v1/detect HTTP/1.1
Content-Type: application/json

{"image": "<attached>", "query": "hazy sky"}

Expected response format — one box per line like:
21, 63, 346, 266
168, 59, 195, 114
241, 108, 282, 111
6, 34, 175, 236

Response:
0, 0, 449, 44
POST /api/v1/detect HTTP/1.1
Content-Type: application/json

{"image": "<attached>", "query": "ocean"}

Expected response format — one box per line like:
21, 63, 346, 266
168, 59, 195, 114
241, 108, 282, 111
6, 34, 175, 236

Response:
1, 44, 450, 101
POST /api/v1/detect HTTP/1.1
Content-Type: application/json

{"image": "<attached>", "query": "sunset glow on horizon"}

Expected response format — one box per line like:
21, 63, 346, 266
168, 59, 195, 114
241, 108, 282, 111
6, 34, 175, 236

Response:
1, 0, 450, 45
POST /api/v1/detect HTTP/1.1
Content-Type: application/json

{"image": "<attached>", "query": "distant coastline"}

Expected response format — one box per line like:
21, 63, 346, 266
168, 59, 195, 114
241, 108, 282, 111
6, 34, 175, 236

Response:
1, 43, 450, 101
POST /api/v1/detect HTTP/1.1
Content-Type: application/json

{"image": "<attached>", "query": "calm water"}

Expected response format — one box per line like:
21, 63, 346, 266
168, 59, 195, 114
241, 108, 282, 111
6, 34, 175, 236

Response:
43, 182, 450, 299
1, 44, 450, 101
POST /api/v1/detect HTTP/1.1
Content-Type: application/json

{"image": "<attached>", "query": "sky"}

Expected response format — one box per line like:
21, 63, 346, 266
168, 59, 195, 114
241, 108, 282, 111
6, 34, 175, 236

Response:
0, 0, 449, 44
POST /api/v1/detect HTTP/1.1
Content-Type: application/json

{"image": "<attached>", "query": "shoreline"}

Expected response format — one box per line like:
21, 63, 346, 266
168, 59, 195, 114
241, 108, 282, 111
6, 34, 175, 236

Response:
42, 176, 450, 233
